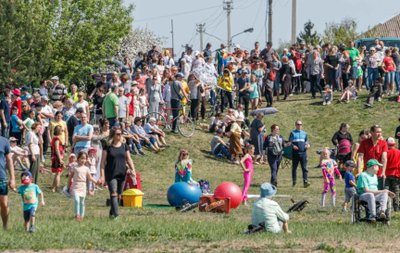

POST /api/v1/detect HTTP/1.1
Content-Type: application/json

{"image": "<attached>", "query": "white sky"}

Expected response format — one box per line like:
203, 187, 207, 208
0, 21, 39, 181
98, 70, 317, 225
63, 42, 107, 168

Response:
126, 0, 400, 56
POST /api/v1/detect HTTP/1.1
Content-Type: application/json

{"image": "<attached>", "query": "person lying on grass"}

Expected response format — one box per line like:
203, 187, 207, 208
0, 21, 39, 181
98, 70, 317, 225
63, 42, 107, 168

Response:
251, 182, 291, 233
357, 159, 395, 222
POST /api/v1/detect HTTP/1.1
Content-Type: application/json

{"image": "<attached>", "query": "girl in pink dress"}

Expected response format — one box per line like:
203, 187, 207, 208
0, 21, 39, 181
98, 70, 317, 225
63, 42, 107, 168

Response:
240, 144, 255, 205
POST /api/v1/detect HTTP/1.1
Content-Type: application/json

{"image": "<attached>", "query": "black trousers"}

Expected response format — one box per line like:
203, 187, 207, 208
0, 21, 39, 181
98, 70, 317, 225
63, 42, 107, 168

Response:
220, 90, 233, 112
239, 94, 250, 118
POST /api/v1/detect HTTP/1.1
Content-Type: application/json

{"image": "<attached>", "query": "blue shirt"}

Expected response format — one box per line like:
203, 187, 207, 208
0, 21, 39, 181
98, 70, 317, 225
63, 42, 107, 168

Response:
0, 99, 10, 123
0, 137, 10, 180
344, 171, 355, 188
10, 114, 21, 133
17, 184, 42, 211
289, 129, 308, 154
73, 124, 93, 149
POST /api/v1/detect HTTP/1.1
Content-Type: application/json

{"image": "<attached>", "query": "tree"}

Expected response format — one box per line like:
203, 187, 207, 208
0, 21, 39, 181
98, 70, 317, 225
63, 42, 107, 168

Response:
0, 0, 133, 86
297, 20, 321, 46
322, 18, 359, 45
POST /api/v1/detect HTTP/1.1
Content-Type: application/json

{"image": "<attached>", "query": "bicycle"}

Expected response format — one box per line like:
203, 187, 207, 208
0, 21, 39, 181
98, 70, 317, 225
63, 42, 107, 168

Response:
145, 105, 195, 137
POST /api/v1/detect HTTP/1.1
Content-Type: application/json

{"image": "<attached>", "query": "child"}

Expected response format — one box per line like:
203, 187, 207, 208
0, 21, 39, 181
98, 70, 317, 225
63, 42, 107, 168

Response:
320, 147, 342, 207
322, 85, 332, 105
138, 88, 148, 117
365, 77, 383, 108
342, 160, 357, 212
240, 144, 255, 205
87, 147, 98, 196
17, 170, 45, 232
68, 151, 97, 221
339, 81, 357, 103
63, 153, 78, 197
175, 149, 197, 185
206, 112, 225, 133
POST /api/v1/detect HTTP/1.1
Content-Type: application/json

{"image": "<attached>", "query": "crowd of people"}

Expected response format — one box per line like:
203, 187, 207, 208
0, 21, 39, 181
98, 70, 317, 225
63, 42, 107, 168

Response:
0, 38, 399, 234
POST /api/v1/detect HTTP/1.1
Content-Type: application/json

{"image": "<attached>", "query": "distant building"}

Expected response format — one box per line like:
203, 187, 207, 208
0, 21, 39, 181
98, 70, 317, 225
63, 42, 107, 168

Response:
360, 14, 400, 38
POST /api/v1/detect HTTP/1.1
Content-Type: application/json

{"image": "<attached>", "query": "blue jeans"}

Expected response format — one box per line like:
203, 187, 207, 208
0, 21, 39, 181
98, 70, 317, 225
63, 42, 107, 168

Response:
395, 71, 400, 92
384, 71, 395, 91
213, 144, 232, 160
367, 67, 378, 89
328, 68, 338, 91
107, 117, 118, 128
170, 99, 181, 131
292, 152, 308, 184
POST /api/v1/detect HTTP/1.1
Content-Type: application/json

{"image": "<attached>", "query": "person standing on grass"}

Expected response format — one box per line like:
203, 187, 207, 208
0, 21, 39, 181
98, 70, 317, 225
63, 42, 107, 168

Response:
72, 113, 93, 155
263, 124, 286, 187
384, 137, 400, 212
102, 86, 119, 128
99, 127, 136, 219
0, 135, 15, 230
289, 120, 311, 188
68, 151, 97, 222
51, 126, 64, 193
357, 125, 388, 190
26, 123, 41, 184
240, 145, 255, 206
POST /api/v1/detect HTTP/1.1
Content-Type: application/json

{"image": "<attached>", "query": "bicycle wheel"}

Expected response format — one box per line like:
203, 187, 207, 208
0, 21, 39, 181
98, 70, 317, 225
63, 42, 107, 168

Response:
145, 112, 168, 130
177, 115, 195, 137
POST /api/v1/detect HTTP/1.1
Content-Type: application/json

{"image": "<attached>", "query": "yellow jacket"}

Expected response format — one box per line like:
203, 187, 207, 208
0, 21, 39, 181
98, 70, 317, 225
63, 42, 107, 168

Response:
217, 74, 234, 92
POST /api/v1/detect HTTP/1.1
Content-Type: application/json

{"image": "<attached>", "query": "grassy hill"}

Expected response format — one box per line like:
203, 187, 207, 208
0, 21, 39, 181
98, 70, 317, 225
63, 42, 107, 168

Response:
1, 91, 400, 252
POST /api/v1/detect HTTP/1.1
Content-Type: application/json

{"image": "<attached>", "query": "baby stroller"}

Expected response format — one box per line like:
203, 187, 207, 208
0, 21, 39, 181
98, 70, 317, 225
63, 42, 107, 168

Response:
351, 193, 392, 225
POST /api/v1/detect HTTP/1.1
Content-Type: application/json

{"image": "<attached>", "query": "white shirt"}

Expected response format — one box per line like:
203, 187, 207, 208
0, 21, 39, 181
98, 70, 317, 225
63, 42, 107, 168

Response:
251, 198, 289, 233
26, 131, 40, 155
41, 105, 53, 127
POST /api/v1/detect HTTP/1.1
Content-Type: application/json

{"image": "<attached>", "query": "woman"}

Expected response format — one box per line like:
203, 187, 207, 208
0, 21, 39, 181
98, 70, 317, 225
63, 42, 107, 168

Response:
50, 111, 68, 147
148, 75, 164, 114
99, 127, 136, 219
217, 69, 234, 112
324, 46, 340, 91
26, 123, 41, 184
10, 107, 27, 145
92, 87, 105, 125
51, 125, 64, 192
74, 92, 90, 121
382, 48, 396, 95
249, 74, 260, 110
250, 113, 265, 164
341, 51, 352, 90
62, 98, 76, 123
331, 123, 353, 172
204, 56, 218, 106
91, 119, 109, 180
188, 74, 201, 121
264, 124, 287, 187
366, 47, 379, 90
163, 49, 175, 69
279, 56, 293, 100
352, 129, 370, 175
175, 149, 197, 184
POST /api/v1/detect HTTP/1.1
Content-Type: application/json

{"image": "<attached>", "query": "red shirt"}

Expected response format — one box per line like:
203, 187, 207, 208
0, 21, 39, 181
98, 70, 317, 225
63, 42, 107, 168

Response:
125, 93, 135, 116
386, 148, 400, 178
358, 138, 388, 176
383, 56, 395, 72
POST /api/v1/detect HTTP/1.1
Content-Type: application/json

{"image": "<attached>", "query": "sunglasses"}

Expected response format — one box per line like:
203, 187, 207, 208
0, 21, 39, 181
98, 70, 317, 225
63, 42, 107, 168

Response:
115, 133, 122, 136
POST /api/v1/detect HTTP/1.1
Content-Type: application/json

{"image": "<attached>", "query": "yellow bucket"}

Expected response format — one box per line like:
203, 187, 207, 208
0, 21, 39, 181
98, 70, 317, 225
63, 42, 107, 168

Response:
122, 189, 144, 208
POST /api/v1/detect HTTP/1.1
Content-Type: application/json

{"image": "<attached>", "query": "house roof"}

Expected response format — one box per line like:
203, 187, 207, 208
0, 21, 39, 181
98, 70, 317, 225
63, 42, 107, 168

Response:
360, 14, 400, 38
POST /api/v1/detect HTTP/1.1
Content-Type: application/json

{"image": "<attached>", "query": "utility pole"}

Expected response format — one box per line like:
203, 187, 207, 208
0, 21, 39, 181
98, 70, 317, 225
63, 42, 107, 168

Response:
171, 19, 175, 58
223, 0, 233, 52
291, 0, 297, 44
196, 23, 206, 51
268, 0, 272, 43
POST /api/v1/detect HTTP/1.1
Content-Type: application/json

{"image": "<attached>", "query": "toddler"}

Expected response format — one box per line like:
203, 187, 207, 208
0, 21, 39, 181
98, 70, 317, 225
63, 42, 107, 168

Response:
320, 148, 342, 207
87, 147, 98, 195
240, 144, 255, 205
342, 160, 357, 212
68, 151, 97, 221
17, 170, 45, 232
322, 85, 332, 105
63, 153, 78, 197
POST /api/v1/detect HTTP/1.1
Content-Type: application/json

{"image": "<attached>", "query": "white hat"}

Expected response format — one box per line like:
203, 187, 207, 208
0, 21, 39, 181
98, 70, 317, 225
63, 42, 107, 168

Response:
51, 76, 59, 80
194, 51, 200, 56
234, 44, 241, 49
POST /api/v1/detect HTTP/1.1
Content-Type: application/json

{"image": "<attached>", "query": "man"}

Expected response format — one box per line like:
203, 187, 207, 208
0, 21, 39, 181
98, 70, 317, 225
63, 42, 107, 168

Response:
357, 125, 388, 189
260, 41, 275, 63
0, 91, 10, 137
39, 96, 54, 158
170, 73, 190, 133
0, 136, 15, 230
357, 159, 395, 222
289, 120, 310, 188
345, 41, 360, 84
117, 87, 129, 126
236, 70, 251, 118
90, 74, 110, 98
50, 76, 67, 102
67, 107, 84, 146
72, 113, 93, 155
384, 137, 400, 211
215, 43, 227, 75
250, 41, 261, 60
203, 42, 212, 61
306, 50, 324, 99
102, 86, 119, 127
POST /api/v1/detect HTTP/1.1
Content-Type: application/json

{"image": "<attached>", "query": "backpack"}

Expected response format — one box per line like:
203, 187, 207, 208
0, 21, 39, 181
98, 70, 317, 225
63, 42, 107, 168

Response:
198, 179, 211, 194
268, 135, 283, 156
267, 69, 276, 81
338, 139, 352, 155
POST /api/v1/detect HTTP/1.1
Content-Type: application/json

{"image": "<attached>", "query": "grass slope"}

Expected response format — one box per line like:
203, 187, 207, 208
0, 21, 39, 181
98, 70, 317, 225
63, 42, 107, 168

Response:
1, 91, 400, 252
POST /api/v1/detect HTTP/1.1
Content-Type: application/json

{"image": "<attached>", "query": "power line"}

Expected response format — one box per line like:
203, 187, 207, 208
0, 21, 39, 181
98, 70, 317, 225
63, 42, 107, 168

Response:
135, 5, 221, 22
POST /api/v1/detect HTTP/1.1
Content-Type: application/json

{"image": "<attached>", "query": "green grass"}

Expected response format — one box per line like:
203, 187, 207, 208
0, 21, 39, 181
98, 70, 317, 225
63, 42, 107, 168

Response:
1, 91, 400, 252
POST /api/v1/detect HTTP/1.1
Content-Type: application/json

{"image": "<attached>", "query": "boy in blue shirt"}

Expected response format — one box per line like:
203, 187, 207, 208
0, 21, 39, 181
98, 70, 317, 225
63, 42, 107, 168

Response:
17, 171, 45, 232
342, 160, 356, 212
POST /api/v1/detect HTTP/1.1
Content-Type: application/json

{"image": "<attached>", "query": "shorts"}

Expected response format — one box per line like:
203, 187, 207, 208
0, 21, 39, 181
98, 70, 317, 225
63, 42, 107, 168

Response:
351, 66, 358, 80
23, 207, 36, 222
345, 187, 356, 202
0, 180, 8, 196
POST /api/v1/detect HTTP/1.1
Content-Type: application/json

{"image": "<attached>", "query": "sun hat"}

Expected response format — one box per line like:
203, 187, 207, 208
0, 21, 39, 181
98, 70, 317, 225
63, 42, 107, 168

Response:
260, 182, 277, 198
387, 137, 396, 147
344, 160, 355, 168
366, 159, 383, 168
88, 147, 97, 155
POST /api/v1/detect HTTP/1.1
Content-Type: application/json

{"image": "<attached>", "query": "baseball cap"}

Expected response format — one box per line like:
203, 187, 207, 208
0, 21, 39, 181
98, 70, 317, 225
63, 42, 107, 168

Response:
366, 159, 383, 168
387, 137, 396, 147
41, 95, 50, 101
175, 72, 184, 78
51, 76, 59, 80
344, 160, 356, 168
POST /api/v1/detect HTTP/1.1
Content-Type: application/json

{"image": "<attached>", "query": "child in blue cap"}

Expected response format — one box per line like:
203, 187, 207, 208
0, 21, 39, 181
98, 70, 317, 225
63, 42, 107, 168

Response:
17, 170, 45, 232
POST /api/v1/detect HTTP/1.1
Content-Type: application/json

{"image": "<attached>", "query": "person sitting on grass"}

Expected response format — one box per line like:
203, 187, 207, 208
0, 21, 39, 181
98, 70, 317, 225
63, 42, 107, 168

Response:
123, 120, 145, 156
251, 182, 291, 234
143, 117, 168, 147
357, 159, 395, 222
322, 85, 332, 106
339, 80, 357, 103
210, 128, 232, 161
365, 77, 383, 108
17, 170, 45, 233
131, 117, 162, 153
9, 137, 30, 170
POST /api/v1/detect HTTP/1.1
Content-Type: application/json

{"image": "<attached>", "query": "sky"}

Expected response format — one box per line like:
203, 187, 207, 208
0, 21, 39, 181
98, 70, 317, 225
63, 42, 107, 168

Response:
126, 0, 400, 56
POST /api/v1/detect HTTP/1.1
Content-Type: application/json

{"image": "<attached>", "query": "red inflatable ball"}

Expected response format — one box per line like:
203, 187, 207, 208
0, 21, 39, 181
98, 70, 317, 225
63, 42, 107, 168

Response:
213, 181, 242, 208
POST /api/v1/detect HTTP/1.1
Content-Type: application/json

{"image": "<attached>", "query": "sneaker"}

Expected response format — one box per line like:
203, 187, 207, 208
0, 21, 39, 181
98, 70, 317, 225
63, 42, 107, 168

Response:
364, 103, 372, 108
138, 150, 146, 156
327, 101, 331, 105
303, 182, 311, 188
233, 160, 240, 165
292, 182, 296, 187
366, 216, 376, 223
63, 186, 71, 198
323, 102, 326, 106
379, 210, 386, 220
29, 225, 36, 233
378, 97, 382, 102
